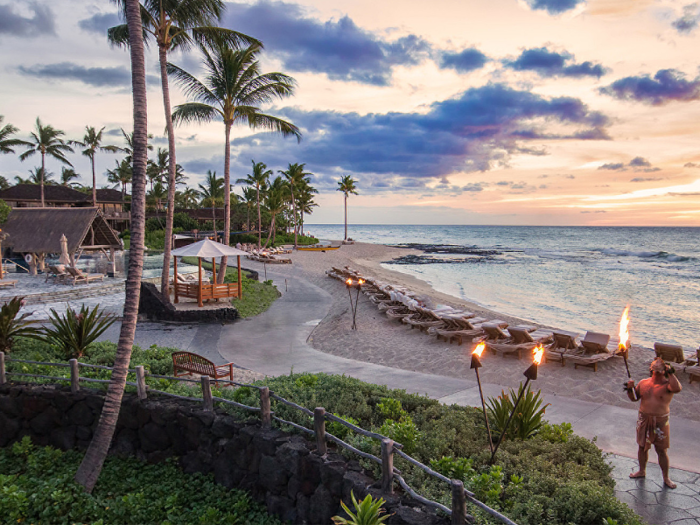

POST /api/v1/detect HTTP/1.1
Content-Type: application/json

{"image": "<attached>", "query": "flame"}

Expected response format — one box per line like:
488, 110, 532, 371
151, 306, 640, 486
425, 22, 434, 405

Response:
618, 306, 630, 351
358, 279, 365, 285
472, 342, 485, 358
533, 345, 544, 365
345, 278, 352, 286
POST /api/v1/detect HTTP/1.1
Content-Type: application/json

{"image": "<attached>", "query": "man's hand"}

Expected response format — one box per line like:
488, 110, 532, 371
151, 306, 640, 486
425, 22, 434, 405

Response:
626, 380, 635, 389
665, 364, 676, 377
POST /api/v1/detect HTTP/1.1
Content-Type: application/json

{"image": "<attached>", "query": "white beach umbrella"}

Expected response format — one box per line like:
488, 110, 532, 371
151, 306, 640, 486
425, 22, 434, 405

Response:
58, 234, 71, 266
170, 238, 247, 258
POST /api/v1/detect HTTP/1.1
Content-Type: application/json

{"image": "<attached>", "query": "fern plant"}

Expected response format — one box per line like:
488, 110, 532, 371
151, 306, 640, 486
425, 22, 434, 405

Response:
0, 297, 40, 352
332, 492, 389, 525
41, 304, 116, 359
487, 383, 550, 441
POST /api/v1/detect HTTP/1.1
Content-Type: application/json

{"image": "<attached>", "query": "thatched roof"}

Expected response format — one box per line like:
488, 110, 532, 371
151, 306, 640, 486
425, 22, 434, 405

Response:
1, 208, 122, 253
0, 184, 125, 203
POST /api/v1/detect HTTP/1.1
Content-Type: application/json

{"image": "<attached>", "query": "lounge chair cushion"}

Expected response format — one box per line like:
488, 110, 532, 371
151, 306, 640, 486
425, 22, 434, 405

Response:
483, 323, 509, 340
580, 332, 611, 354
654, 342, 687, 364
508, 326, 534, 344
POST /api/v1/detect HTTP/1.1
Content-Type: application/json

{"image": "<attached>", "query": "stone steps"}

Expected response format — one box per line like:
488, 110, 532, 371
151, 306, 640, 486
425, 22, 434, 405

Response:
23, 281, 126, 305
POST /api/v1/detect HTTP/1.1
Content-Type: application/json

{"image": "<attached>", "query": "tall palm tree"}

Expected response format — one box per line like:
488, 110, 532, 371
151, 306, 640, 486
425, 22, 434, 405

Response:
236, 160, 272, 248
241, 186, 256, 232
170, 42, 301, 282
280, 163, 311, 249
60, 167, 81, 187
106, 158, 133, 197
19, 118, 74, 206
0, 115, 29, 155
146, 147, 168, 190
70, 126, 121, 206
179, 186, 200, 208
148, 181, 167, 211
198, 170, 224, 239
74, 0, 149, 493
109, 0, 257, 300
262, 176, 287, 249
296, 180, 318, 236
337, 175, 358, 241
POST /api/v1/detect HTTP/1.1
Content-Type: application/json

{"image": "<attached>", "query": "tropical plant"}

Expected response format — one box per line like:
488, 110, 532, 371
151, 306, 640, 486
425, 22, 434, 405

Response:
0, 297, 40, 353
0, 199, 11, 223
297, 179, 318, 236
332, 492, 389, 525
487, 383, 550, 441
74, 0, 149, 492
337, 175, 358, 241
279, 163, 312, 248
42, 304, 117, 359
198, 170, 224, 239
147, 181, 168, 211
146, 147, 168, 189
178, 186, 200, 208
70, 126, 121, 206
0, 115, 30, 155
170, 41, 301, 280
0, 176, 9, 190
241, 185, 256, 232
106, 158, 133, 197
60, 167, 81, 187
18, 118, 74, 207
25, 167, 55, 186
237, 160, 272, 248
109, 0, 256, 299
262, 176, 287, 248
119, 128, 153, 164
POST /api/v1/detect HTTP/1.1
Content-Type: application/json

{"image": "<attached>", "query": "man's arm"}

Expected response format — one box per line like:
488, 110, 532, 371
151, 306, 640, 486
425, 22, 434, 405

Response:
667, 366, 682, 393
626, 380, 640, 402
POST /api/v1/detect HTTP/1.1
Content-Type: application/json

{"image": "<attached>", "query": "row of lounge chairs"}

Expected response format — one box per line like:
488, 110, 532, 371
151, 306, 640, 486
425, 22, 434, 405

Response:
326, 266, 700, 379
45, 265, 105, 285
246, 250, 292, 264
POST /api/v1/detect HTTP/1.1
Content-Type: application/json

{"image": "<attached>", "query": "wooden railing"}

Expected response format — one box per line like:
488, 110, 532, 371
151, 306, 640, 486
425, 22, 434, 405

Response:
0, 352, 518, 525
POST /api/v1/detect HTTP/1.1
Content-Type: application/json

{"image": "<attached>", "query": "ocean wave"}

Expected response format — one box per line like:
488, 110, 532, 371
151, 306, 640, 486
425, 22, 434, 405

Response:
599, 248, 693, 262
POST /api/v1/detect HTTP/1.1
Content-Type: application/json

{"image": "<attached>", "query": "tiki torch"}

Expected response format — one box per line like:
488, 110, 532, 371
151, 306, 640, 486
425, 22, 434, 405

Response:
345, 278, 363, 330
618, 306, 638, 400
471, 342, 494, 454
490, 345, 544, 463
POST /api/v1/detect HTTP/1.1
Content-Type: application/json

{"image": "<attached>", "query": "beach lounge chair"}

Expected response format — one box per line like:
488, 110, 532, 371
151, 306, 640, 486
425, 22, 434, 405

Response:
45, 265, 68, 283
564, 332, 620, 372
544, 330, 579, 366
483, 324, 553, 360
0, 280, 17, 288
653, 342, 694, 364
428, 316, 506, 345
65, 266, 105, 285
402, 307, 445, 332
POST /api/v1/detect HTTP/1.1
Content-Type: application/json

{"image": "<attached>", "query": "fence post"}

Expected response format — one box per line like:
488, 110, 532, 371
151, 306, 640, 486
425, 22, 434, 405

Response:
381, 439, 394, 495
0, 351, 5, 386
259, 386, 271, 428
314, 407, 327, 455
451, 479, 467, 525
201, 376, 214, 412
135, 366, 147, 400
69, 359, 79, 393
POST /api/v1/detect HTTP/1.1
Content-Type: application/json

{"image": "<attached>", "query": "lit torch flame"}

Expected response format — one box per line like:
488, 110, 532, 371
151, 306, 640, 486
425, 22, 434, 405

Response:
358, 279, 365, 285
345, 278, 353, 286
618, 306, 630, 351
533, 345, 544, 365
472, 342, 485, 358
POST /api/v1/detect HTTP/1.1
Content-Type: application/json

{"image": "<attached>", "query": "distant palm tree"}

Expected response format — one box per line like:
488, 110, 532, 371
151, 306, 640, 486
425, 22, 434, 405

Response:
0, 115, 29, 155
280, 163, 312, 249
60, 167, 81, 187
170, 42, 301, 281
179, 186, 200, 208
241, 186, 256, 232
19, 118, 74, 206
337, 175, 358, 241
109, 0, 257, 299
27, 167, 55, 185
0, 176, 9, 190
262, 176, 288, 249
70, 126, 121, 206
297, 180, 318, 236
120, 128, 153, 164
198, 170, 224, 240
237, 160, 272, 248
106, 158, 133, 197
147, 181, 168, 211
146, 148, 168, 190
74, 0, 149, 493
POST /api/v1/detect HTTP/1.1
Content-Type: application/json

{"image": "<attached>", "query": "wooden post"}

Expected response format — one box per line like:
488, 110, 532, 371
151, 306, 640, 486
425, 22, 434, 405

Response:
197, 257, 203, 307
135, 366, 147, 400
259, 386, 271, 428
381, 439, 394, 495
237, 255, 242, 299
451, 479, 467, 525
212, 257, 216, 282
0, 351, 5, 385
69, 359, 79, 393
109, 247, 116, 276
201, 376, 214, 412
173, 256, 179, 303
314, 407, 327, 455
0, 237, 4, 280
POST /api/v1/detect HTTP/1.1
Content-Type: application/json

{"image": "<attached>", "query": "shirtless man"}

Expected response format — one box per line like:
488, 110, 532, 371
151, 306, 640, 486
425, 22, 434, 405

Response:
626, 356, 682, 488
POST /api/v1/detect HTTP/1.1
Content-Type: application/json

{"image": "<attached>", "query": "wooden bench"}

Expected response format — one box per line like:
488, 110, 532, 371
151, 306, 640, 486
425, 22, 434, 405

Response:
172, 351, 234, 386
0, 280, 17, 287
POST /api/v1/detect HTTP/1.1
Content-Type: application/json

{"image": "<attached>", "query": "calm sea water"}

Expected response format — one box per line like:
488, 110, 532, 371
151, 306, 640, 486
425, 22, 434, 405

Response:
307, 224, 700, 350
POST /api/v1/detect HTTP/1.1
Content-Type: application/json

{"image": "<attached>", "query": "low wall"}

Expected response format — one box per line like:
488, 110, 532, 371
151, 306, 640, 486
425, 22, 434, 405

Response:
138, 282, 239, 323
0, 384, 449, 525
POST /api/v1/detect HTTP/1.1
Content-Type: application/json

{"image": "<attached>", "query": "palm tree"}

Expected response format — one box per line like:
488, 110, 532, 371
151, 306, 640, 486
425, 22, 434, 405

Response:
74, 0, 149, 493
198, 170, 224, 239
109, 0, 257, 300
148, 181, 168, 211
0, 116, 29, 155
19, 118, 74, 206
25, 167, 55, 185
280, 163, 312, 249
179, 186, 200, 208
262, 176, 287, 249
236, 160, 272, 248
120, 128, 153, 164
170, 42, 301, 282
241, 186, 256, 232
60, 167, 81, 187
296, 180, 318, 236
71, 126, 121, 206
337, 175, 358, 241
146, 148, 167, 190
0, 176, 9, 190
106, 158, 133, 197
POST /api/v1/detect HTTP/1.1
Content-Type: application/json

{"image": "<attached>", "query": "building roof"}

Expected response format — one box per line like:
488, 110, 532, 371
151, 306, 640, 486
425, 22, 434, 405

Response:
1, 207, 122, 253
0, 184, 125, 204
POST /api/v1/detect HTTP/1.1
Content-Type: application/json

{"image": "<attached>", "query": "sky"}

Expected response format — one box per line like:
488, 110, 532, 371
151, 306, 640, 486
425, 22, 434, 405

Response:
1, 0, 700, 226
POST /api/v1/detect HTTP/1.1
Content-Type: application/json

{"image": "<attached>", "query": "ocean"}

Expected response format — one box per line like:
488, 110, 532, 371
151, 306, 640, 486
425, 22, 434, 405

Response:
307, 224, 700, 351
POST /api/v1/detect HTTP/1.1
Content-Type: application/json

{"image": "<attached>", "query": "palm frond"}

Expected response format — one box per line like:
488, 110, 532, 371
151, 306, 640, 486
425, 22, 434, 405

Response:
171, 102, 221, 126
191, 26, 261, 51
167, 62, 219, 105
240, 111, 302, 143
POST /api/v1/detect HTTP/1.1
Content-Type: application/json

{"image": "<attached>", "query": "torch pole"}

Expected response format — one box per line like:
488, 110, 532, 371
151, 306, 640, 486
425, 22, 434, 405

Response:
473, 365, 494, 454
621, 345, 638, 401
489, 377, 531, 464
353, 285, 362, 330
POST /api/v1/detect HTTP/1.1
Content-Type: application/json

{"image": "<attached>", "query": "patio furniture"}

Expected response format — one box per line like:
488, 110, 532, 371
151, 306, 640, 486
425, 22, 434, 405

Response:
172, 351, 235, 386
65, 266, 105, 285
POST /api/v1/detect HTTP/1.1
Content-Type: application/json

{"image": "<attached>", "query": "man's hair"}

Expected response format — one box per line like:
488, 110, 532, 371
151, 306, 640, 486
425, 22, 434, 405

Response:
650, 356, 666, 373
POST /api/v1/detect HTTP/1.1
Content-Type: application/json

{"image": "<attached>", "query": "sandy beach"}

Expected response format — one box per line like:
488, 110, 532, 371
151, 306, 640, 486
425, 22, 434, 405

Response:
278, 241, 700, 423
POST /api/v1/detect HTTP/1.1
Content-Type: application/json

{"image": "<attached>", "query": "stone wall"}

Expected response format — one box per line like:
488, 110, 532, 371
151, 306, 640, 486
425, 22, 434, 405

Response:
0, 384, 449, 525
138, 282, 239, 323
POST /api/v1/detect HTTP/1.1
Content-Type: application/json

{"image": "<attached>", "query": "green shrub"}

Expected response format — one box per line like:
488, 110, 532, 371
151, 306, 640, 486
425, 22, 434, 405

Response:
328, 413, 361, 440
0, 199, 11, 224
0, 297, 41, 353
376, 398, 407, 422
379, 418, 421, 455
332, 491, 389, 525
538, 422, 574, 443
173, 212, 199, 231
487, 383, 549, 441
145, 217, 165, 231
42, 304, 117, 359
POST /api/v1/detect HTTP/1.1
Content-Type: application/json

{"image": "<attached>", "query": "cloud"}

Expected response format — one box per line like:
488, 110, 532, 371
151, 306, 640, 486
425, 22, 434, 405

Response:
0, 2, 55, 37
672, 3, 700, 34
630, 177, 663, 182
598, 157, 660, 172
505, 47, 606, 78
598, 162, 625, 171
581, 210, 606, 213
439, 48, 489, 73
78, 12, 120, 35
628, 156, 651, 168
600, 69, 700, 105
524, 0, 586, 15
18, 62, 159, 87
684, 162, 700, 168
221, 1, 432, 85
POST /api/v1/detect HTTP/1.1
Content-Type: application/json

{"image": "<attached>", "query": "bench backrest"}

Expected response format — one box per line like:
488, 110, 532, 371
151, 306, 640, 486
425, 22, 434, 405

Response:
654, 343, 685, 363
172, 352, 216, 374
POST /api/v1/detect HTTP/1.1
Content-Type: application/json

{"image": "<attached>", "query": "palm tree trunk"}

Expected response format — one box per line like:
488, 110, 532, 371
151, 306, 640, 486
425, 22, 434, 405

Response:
159, 44, 178, 301
91, 156, 97, 207
212, 205, 217, 240
344, 194, 348, 240
246, 205, 250, 232
263, 214, 275, 249
291, 187, 298, 249
74, 0, 147, 493
218, 122, 232, 284
256, 186, 261, 250
40, 151, 45, 207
